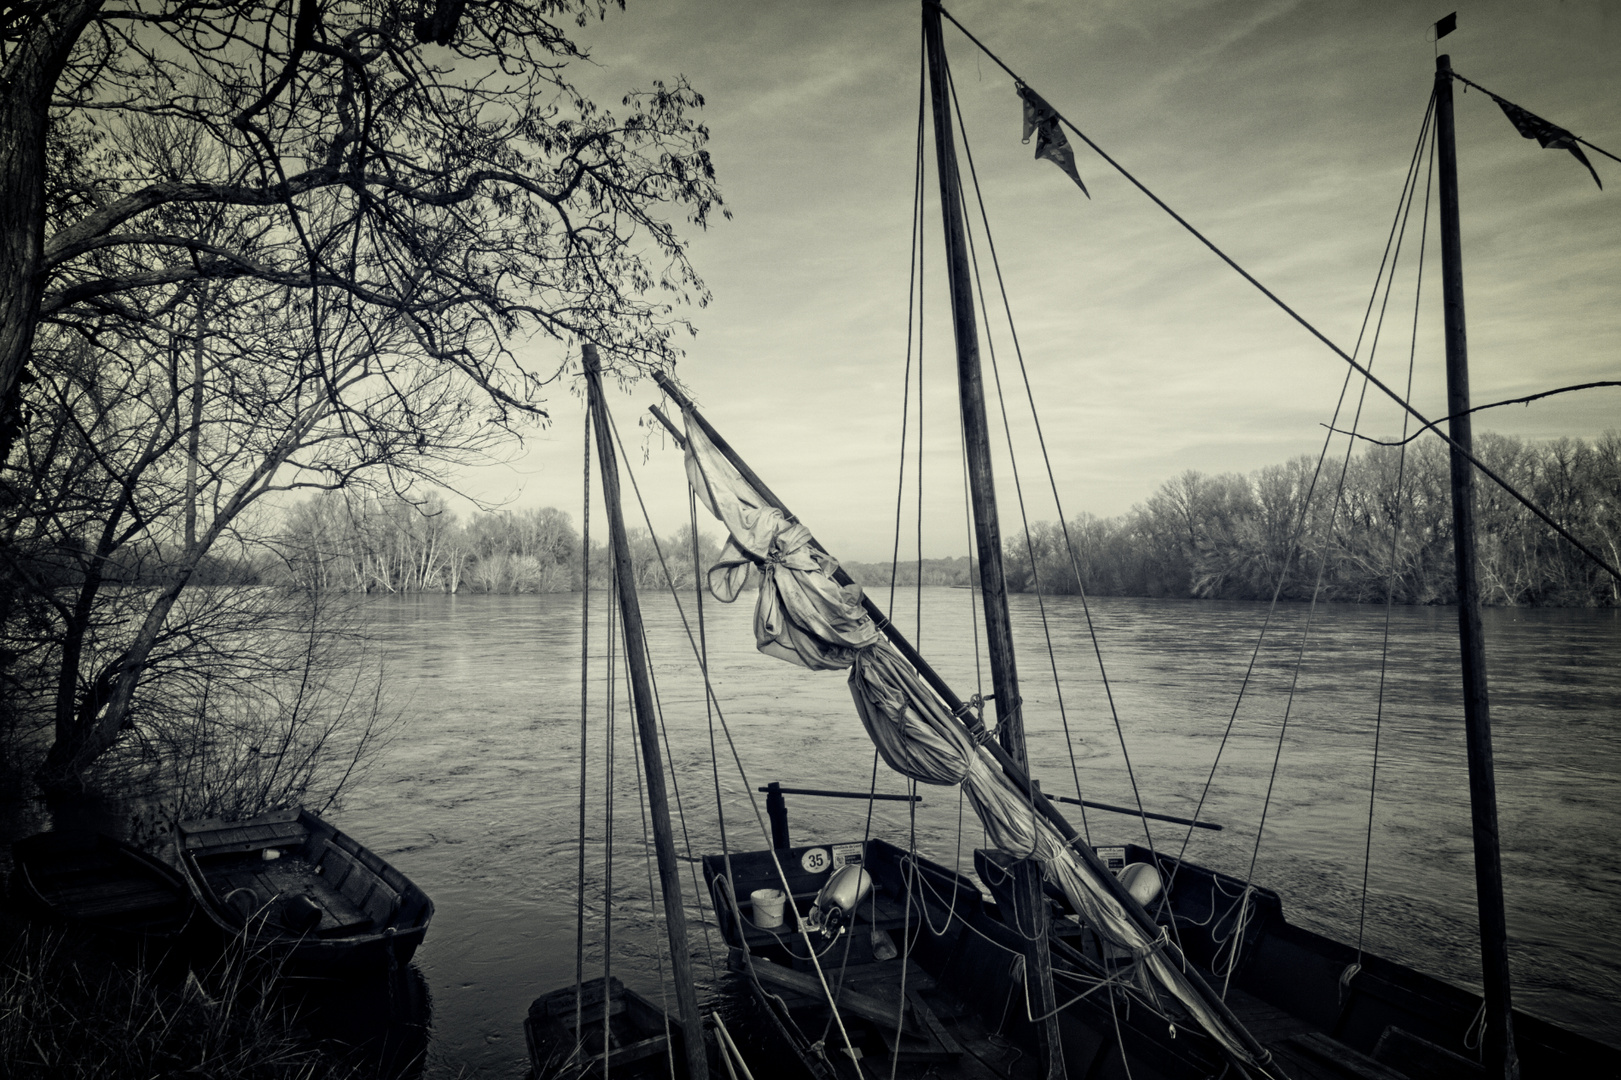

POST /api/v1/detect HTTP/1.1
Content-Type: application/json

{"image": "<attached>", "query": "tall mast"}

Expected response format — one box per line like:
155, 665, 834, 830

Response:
582, 345, 710, 1080
922, 1, 1024, 767
1434, 53, 1519, 1080
923, 7, 1067, 1075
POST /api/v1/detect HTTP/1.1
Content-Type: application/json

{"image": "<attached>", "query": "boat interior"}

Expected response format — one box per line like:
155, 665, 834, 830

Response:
704, 838, 1617, 1080
525, 976, 685, 1079
181, 811, 428, 940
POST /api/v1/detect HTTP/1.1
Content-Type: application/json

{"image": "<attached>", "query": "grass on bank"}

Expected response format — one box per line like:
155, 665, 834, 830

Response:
0, 923, 355, 1080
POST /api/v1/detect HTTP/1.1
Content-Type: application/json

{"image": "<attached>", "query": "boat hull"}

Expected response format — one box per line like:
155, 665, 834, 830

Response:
10, 829, 193, 944
176, 808, 432, 977
1128, 843, 1621, 1080
525, 975, 696, 1080
705, 836, 1621, 1079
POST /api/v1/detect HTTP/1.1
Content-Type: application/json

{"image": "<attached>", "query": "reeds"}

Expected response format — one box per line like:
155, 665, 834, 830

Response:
0, 926, 350, 1080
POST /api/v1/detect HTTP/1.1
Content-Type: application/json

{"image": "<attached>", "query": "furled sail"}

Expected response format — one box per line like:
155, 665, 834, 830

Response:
680, 409, 1262, 1068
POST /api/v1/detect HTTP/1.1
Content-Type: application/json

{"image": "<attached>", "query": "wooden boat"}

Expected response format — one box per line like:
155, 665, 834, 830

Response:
705, 831, 1621, 1080
654, 5, 1621, 1070
10, 829, 192, 942
525, 976, 694, 1080
176, 807, 432, 976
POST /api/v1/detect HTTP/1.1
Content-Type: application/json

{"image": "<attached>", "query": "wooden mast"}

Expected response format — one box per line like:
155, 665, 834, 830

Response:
920, 5, 1063, 1074
582, 344, 710, 1080
1434, 54, 1520, 1080
922, 0, 1024, 766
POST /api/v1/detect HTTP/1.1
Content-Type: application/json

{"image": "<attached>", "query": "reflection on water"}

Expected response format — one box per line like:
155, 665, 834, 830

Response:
342, 591, 1621, 1076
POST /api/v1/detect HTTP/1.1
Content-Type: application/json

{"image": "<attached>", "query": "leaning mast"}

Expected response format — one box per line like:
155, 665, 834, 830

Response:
582, 344, 710, 1080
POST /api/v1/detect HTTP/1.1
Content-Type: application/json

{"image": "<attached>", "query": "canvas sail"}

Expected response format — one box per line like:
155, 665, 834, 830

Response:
680, 409, 1262, 1068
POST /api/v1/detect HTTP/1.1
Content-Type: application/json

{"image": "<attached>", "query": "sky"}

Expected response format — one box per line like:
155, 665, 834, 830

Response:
444, 0, 1621, 564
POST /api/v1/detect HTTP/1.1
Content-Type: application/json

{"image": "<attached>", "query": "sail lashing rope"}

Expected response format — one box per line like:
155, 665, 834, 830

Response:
680, 414, 1267, 1069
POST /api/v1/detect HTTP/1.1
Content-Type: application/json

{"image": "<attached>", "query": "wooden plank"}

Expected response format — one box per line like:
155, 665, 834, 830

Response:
602, 1033, 673, 1072
1288, 1032, 1411, 1080
876, 987, 963, 1065
839, 960, 936, 994
750, 956, 919, 1035
907, 988, 961, 1055
185, 825, 308, 857
1372, 1027, 1486, 1080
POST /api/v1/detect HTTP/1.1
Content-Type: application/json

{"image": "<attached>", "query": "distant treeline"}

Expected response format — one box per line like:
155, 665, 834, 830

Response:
995, 434, 1620, 607
272, 490, 723, 595
267, 433, 1619, 606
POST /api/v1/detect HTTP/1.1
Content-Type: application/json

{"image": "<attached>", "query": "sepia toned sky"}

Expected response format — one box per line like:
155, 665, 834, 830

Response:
452, 0, 1621, 564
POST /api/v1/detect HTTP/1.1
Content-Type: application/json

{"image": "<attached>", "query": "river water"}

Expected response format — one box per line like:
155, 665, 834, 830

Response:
340, 589, 1619, 1076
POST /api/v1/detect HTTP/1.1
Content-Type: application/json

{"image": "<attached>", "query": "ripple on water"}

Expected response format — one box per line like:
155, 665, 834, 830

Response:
336, 591, 1621, 1076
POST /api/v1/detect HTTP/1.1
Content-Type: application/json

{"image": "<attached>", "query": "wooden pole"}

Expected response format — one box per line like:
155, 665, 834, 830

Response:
649, 378, 1271, 1070
1434, 54, 1519, 1080
583, 345, 709, 1080
920, 9, 1061, 1074
922, 1, 1025, 768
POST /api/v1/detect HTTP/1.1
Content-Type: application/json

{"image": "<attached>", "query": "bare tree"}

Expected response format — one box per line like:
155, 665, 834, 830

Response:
3, 1, 724, 464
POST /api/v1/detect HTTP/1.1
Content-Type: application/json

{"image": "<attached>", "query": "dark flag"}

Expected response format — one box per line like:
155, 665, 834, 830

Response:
1434, 13, 1457, 41
1494, 95, 1603, 189
1017, 86, 1089, 197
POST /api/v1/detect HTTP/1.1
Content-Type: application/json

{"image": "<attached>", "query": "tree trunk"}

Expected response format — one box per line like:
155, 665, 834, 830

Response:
0, 0, 104, 461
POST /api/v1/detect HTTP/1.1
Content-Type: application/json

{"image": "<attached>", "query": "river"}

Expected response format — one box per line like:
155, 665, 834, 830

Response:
334, 588, 1621, 1076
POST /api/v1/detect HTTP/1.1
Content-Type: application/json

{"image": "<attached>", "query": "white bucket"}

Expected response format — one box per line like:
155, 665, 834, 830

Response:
750, 888, 786, 929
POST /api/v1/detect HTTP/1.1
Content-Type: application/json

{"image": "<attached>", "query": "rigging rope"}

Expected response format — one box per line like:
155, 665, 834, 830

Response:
643, 627, 720, 981
946, 57, 1123, 853
1166, 91, 1442, 901
625, 642, 680, 1080
1357, 94, 1438, 971
888, 46, 927, 622
1225, 89, 1440, 1002
934, 5, 1621, 588
574, 404, 591, 1045
602, 568, 618, 1074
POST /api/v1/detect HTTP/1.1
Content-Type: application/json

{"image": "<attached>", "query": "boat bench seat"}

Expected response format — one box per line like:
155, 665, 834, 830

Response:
187, 824, 310, 858
60, 883, 179, 921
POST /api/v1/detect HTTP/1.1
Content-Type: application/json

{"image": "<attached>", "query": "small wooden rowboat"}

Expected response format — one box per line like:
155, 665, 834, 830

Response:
525, 976, 693, 1080
176, 807, 432, 976
10, 829, 192, 942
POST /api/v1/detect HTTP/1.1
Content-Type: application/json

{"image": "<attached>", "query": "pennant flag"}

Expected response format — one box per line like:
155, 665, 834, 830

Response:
1493, 95, 1603, 189
1017, 86, 1089, 197
1434, 13, 1456, 41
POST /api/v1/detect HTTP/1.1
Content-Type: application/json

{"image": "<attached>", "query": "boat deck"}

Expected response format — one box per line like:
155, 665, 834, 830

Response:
197, 853, 376, 936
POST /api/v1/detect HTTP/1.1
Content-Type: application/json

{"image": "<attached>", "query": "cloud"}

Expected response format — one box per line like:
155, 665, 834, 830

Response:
448, 0, 1621, 563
